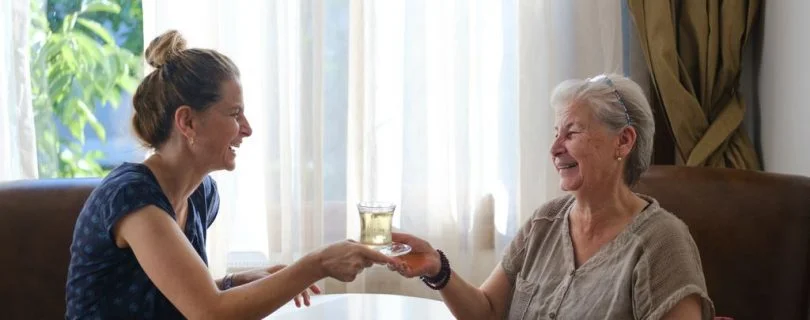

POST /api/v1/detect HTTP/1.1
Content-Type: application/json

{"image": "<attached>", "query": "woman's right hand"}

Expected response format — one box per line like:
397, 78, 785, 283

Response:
313, 240, 396, 282
389, 232, 442, 278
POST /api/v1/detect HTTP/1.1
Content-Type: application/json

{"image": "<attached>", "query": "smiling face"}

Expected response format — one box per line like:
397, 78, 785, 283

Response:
190, 79, 252, 171
550, 102, 626, 194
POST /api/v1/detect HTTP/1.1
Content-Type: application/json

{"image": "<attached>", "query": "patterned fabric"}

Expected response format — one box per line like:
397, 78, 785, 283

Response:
501, 194, 714, 320
65, 163, 219, 319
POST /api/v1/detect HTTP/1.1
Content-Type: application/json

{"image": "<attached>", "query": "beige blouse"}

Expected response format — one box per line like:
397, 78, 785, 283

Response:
501, 194, 714, 320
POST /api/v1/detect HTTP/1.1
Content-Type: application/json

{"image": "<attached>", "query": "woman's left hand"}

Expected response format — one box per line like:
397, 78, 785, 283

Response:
388, 232, 441, 278
233, 264, 323, 307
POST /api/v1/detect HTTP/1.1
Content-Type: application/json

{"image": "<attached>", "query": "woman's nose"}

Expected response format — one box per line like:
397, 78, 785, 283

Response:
241, 117, 253, 137
549, 137, 564, 157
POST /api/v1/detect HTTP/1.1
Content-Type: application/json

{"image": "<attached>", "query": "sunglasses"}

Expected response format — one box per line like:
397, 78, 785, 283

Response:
589, 75, 631, 126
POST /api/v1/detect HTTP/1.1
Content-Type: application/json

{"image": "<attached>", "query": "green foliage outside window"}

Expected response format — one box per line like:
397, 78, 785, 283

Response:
29, 0, 143, 178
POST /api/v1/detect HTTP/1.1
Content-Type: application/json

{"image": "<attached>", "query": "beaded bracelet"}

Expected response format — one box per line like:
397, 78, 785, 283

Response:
420, 249, 451, 290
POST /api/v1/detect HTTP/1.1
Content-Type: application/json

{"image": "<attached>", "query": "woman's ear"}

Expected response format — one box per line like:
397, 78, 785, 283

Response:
175, 105, 195, 141
617, 126, 637, 158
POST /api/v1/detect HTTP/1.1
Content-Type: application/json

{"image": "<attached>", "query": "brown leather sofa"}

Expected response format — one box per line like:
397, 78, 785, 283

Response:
633, 166, 810, 320
0, 178, 99, 319
1, 166, 809, 319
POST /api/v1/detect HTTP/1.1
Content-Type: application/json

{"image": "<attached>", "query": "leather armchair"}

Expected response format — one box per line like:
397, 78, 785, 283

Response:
633, 166, 810, 320
0, 178, 100, 319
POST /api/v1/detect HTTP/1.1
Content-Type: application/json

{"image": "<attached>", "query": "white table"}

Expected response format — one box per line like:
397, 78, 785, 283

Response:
265, 293, 455, 319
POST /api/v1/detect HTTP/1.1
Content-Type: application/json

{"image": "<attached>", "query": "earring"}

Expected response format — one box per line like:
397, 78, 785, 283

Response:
617, 156, 622, 161
189, 137, 195, 146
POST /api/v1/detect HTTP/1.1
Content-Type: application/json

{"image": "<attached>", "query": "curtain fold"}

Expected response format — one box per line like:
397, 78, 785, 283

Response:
0, 0, 38, 182
627, 0, 761, 169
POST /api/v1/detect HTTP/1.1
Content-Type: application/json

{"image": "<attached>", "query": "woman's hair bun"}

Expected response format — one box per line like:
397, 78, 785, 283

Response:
144, 30, 187, 69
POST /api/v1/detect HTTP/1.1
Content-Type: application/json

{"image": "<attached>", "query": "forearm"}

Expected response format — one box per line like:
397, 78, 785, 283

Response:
437, 271, 498, 320
211, 254, 323, 318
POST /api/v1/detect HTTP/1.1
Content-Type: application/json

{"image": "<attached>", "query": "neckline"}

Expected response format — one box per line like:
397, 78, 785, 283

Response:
561, 194, 657, 273
125, 162, 196, 236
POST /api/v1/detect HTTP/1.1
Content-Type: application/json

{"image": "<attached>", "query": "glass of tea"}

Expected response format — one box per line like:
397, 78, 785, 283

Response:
357, 201, 411, 257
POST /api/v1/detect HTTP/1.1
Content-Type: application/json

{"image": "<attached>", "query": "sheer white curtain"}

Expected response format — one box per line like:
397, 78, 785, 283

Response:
0, 0, 38, 182
144, 0, 624, 298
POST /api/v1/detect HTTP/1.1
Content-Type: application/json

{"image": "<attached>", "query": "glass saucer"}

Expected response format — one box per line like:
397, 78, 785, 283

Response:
370, 242, 412, 257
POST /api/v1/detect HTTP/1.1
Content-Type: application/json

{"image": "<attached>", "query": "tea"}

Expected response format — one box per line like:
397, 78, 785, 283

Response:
357, 202, 396, 249
359, 211, 394, 247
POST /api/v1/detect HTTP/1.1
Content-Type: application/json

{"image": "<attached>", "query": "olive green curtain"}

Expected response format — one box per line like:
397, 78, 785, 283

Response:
627, 0, 761, 169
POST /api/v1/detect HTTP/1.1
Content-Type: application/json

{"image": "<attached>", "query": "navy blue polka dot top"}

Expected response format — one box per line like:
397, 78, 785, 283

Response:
65, 162, 220, 319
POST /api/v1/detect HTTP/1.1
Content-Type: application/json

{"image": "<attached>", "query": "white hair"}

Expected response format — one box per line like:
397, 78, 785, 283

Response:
549, 73, 655, 186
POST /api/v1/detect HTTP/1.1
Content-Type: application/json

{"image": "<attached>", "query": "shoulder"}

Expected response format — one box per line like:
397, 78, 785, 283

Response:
631, 195, 694, 246
529, 194, 575, 222
513, 194, 574, 238
80, 163, 168, 225
513, 194, 575, 247
92, 163, 163, 201
71, 164, 171, 252
104, 162, 157, 186
628, 194, 704, 272
500, 194, 574, 281
629, 195, 714, 319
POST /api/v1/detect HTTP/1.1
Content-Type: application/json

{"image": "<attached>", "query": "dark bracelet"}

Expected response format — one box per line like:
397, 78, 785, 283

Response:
420, 249, 451, 290
221, 273, 235, 290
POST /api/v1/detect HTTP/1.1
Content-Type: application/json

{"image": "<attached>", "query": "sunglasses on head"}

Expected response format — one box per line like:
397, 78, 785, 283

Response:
589, 75, 631, 126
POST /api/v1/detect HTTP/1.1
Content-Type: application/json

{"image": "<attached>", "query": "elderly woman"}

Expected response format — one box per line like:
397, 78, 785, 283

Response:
392, 74, 713, 319
65, 30, 395, 319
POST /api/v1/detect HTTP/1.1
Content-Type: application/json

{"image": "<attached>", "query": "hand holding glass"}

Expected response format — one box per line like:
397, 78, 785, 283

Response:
357, 202, 411, 257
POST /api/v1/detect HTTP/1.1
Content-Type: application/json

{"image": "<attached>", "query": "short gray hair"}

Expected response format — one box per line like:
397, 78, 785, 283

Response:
549, 73, 655, 186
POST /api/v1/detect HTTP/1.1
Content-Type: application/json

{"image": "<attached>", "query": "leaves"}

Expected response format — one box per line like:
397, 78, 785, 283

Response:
47, 73, 71, 104
76, 18, 116, 45
30, 0, 143, 178
61, 13, 78, 33
79, 2, 121, 15
76, 100, 106, 141
118, 74, 138, 93
74, 33, 103, 60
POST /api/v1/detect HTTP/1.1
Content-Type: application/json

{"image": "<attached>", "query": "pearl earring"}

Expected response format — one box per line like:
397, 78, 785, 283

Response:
189, 138, 195, 146
617, 156, 622, 161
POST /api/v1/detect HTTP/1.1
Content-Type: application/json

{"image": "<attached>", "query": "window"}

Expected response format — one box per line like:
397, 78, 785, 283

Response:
225, 0, 352, 267
29, 0, 144, 178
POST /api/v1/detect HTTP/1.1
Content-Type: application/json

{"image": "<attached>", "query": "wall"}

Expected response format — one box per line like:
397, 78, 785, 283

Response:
757, 0, 810, 176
